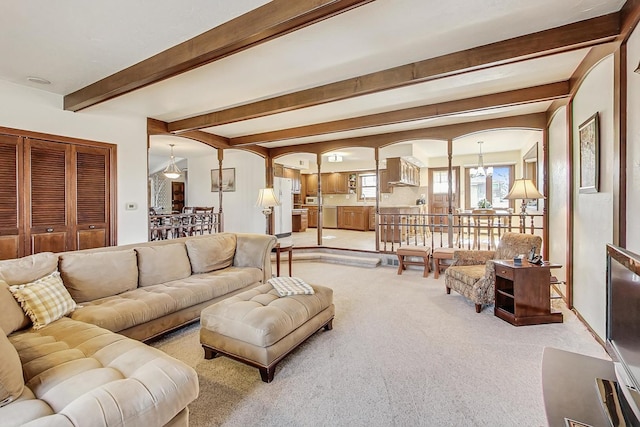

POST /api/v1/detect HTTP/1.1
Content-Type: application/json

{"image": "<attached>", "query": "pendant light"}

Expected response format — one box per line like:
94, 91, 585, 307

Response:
163, 144, 181, 179
470, 141, 493, 178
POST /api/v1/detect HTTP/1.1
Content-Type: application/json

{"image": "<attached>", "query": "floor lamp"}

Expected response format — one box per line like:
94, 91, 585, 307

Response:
504, 178, 545, 231
256, 188, 280, 235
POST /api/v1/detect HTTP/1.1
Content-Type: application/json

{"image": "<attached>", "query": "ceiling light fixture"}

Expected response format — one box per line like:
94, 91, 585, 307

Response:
327, 154, 343, 162
26, 76, 51, 85
163, 144, 182, 179
470, 141, 493, 178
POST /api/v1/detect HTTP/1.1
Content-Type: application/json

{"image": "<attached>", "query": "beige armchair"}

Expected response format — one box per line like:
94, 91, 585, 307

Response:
444, 232, 542, 313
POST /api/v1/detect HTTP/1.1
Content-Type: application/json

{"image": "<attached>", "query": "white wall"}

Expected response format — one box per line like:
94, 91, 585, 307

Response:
548, 106, 569, 284
571, 55, 615, 339
0, 80, 149, 245
189, 149, 266, 234
627, 27, 640, 253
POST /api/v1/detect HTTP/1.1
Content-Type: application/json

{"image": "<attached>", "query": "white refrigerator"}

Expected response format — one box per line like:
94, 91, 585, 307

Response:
273, 177, 292, 237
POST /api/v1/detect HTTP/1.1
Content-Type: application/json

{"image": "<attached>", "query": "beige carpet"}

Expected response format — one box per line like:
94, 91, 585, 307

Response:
151, 262, 608, 427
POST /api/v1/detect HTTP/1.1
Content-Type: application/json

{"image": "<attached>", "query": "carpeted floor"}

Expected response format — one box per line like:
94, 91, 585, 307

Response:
151, 262, 608, 427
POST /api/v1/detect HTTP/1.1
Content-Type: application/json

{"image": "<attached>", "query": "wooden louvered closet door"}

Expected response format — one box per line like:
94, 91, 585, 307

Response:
74, 145, 110, 250
26, 138, 72, 254
0, 135, 23, 259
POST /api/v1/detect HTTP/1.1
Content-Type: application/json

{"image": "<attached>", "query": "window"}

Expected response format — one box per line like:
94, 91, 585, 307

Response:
359, 173, 376, 200
465, 165, 513, 209
433, 170, 455, 194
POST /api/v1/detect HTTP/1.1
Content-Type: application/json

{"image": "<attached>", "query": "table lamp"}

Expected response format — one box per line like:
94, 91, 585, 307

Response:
504, 178, 545, 215
256, 188, 280, 234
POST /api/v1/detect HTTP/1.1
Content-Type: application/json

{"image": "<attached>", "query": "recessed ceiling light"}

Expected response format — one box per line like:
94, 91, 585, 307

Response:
26, 76, 51, 85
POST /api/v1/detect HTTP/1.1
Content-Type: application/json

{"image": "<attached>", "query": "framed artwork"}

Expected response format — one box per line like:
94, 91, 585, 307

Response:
211, 168, 236, 192
578, 113, 599, 194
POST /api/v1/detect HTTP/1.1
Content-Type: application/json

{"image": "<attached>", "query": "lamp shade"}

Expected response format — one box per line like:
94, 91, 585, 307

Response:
256, 188, 280, 208
163, 144, 182, 179
505, 179, 545, 200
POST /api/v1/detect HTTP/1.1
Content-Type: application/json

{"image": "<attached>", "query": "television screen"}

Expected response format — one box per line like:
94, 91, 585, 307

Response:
606, 244, 640, 398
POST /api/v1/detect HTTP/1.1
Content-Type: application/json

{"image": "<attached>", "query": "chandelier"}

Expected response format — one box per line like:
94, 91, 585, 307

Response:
163, 144, 182, 179
470, 141, 493, 178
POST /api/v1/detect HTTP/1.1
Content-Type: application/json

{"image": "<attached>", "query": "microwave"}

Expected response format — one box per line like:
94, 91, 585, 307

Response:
305, 196, 319, 205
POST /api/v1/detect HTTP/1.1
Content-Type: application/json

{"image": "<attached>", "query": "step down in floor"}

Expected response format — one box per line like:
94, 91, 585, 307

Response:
271, 251, 381, 268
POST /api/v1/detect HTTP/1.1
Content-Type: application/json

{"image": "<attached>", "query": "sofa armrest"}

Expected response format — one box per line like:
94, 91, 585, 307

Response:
233, 233, 278, 282
452, 250, 495, 266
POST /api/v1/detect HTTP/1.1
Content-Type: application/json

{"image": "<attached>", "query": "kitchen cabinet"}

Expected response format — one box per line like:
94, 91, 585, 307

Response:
306, 206, 318, 227
273, 163, 284, 177
304, 174, 318, 196
379, 169, 392, 193
321, 172, 349, 194
292, 208, 308, 232
386, 157, 420, 186
369, 208, 376, 231
378, 206, 421, 243
283, 167, 301, 194
337, 206, 369, 231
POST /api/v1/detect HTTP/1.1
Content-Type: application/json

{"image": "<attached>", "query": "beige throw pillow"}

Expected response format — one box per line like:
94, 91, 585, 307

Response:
60, 250, 138, 303
0, 332, 24, 407
0, 278, 30, 335
135, 243, 192, 287
185, 234, 237, 274
9, 271, 76, 330
0, 252, 58, 286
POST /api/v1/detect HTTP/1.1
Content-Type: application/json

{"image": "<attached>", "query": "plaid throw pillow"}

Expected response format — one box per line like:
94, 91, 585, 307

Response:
268, 277, 315, 297
9, 271, 76, 329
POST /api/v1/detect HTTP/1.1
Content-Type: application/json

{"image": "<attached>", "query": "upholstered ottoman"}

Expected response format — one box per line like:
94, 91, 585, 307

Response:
200, 282, 334, 382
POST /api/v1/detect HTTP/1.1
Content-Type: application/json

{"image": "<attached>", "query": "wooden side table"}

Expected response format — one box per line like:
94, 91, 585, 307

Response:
273, 241, 293, 277
494, 260, 563, 326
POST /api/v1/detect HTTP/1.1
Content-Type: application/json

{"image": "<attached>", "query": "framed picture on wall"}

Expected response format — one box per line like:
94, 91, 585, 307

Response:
578, 112, 599, 194
211, 168, 236, 192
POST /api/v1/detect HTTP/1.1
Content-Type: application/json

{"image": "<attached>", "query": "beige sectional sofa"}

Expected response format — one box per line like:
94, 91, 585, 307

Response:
0, 232, 277, 426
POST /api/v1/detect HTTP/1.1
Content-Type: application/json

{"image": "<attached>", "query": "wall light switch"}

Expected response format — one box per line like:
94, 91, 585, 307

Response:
125, 202, 137, 210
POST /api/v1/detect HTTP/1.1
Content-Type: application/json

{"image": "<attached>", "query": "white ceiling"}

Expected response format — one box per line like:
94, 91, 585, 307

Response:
0, 0, 626, 164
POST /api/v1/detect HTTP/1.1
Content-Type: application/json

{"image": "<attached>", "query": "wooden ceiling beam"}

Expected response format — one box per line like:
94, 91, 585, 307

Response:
230, 81, 570, 145
63, 0, 375, 112
269, 113, 547, 158
168, 13, 620, 133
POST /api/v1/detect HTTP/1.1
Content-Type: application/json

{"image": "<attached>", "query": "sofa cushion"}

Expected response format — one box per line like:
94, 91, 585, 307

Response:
446, 265, 486, 287
4, 317, 198, 426
0, 279, 30, 335
70, 266, 263, 332
136, 243, 192, 287
0, 332, 23, 407
0, 252, 58, 286
60, 250, 138, 303
8, 271, 76, 330
185, 234, 237, 273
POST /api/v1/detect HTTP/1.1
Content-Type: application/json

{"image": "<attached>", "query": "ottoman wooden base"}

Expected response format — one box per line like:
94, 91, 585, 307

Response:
200, 283, 334, 383
202, 315, 333, 383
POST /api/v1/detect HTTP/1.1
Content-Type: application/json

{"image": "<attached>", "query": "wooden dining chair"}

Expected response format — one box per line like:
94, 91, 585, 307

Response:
471, 208, 497, 250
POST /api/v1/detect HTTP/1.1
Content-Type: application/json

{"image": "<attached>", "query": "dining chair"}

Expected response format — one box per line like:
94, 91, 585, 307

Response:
471, 208, 497, 250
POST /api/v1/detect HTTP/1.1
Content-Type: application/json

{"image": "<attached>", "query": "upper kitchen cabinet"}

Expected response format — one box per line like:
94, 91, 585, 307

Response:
386, 157, 420, 186
379, 169, 393, 194
321, 172, 349, 194
274, 163, 302, 194
304, 173, 318, 196
283, 167, 301, 194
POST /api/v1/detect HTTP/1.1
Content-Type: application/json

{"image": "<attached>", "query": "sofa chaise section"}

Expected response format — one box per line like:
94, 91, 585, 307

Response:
3, 318, 198, 427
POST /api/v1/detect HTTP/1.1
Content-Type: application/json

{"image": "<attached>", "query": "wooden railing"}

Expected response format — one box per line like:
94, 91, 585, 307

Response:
149, 212, 220, 241
377, 212, 543, 253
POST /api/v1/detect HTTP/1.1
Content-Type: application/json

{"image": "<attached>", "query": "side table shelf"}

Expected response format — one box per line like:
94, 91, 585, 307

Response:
494, 260, 563, 326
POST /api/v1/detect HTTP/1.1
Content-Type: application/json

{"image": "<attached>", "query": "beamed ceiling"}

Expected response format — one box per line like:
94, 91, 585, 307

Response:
3, 0, 639, 159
